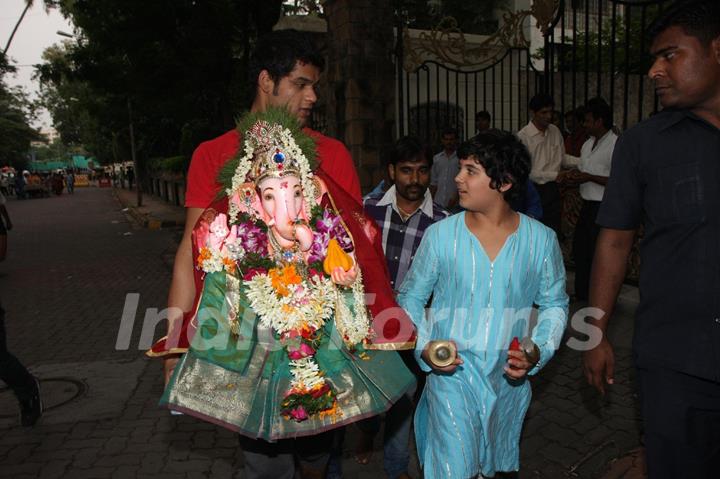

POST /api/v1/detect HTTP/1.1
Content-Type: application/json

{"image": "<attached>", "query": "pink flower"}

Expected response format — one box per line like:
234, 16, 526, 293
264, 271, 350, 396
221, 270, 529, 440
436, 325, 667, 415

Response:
289, 406, 308, 421
243, 267, 267, 281
299, 342, 315, 357
308, 268, 324, 281
287, 341, 315, 360
287, 349, 305, 360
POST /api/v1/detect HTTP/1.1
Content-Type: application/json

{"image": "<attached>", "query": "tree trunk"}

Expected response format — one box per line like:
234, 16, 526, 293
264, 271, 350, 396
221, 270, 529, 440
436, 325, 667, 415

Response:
324, 0, 396, 192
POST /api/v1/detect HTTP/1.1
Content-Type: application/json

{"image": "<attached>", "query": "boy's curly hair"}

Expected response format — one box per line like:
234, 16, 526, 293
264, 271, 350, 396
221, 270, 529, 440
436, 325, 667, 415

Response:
457, 131, 531, 204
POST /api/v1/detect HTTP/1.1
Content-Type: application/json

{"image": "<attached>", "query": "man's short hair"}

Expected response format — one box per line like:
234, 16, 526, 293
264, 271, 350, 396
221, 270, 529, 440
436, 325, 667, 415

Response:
248, 29, 325, 95
529, 93, 555, 112
475, 110, 491, 122
647, 0, 720, 46
387, 136, 432, 167
457, 131, 530, 204
585, 97, 613, 130
441, 127, 458, 138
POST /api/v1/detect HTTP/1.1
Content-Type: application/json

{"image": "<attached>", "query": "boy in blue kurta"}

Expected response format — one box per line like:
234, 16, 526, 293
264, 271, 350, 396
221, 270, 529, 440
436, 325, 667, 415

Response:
398, 132, 568, 478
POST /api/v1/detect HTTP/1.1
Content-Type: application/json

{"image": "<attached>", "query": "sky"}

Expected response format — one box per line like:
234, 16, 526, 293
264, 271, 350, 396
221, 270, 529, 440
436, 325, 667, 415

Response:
1, 0, 73, 132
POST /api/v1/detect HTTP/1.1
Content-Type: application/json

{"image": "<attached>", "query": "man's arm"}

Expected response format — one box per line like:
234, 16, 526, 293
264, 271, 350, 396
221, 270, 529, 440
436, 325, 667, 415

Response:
582, 227, 635, 394
163, 207, 204, 385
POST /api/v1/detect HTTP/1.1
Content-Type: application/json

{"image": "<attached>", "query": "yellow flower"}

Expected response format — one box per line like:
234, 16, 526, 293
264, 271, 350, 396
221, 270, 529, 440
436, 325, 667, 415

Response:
269, 265, 303, 297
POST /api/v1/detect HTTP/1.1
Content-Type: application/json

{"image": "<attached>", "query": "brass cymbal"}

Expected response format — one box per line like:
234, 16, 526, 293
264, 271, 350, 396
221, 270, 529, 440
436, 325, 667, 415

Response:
428, 340, 457, 368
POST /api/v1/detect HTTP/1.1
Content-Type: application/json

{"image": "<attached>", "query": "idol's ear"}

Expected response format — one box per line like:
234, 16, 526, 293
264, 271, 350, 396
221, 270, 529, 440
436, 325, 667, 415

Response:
230, 182, 266, 221
313, 176, 329, 201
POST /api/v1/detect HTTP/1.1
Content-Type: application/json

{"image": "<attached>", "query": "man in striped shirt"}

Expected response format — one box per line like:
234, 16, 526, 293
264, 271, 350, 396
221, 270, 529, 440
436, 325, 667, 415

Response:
358, 136, 450, 479
364, 137, 451, 292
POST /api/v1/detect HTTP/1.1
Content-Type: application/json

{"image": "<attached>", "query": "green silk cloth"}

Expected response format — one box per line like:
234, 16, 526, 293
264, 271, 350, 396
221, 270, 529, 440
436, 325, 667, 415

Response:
161, 271, 415, 441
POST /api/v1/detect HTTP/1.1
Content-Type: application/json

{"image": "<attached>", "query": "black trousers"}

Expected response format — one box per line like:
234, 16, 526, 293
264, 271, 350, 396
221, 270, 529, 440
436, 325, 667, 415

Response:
239, 430, 334, 479
638, 366, 720, 478
533, 181, 562, 238
0, 301, 35, 399
571, 200, 601, 300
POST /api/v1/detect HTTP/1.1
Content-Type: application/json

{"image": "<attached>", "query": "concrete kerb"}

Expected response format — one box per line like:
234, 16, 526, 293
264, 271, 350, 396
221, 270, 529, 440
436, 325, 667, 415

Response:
112, 189, 184, 230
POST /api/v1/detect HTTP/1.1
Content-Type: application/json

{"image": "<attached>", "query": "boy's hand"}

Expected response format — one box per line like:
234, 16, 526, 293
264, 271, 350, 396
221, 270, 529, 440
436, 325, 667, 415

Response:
421, 340, 463, 374
504, 349, 533, 379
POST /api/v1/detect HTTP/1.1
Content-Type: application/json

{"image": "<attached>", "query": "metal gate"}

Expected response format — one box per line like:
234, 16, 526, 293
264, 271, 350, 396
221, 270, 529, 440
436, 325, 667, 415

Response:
543, 0, 672, 130
397, 0, 672, 138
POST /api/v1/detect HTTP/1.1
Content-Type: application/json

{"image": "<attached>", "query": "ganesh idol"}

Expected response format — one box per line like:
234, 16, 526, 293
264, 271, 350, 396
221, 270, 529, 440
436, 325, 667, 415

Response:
148, 108, 416, 440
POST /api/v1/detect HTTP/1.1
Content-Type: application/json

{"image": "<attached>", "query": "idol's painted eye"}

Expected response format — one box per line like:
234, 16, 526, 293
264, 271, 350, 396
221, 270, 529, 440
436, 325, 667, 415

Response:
264, 193, 274, 202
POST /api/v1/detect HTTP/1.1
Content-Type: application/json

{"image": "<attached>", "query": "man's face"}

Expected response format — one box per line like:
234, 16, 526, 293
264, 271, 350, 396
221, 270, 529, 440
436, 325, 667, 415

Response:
265, 61, 320, 126
583, 112, 603, 138
475, 118, 490, 132
389, 158, 431, 202
648, 26, 720, 110
565, 113, 577, 132
532, 106, 554, 130
441, 133, 457, 152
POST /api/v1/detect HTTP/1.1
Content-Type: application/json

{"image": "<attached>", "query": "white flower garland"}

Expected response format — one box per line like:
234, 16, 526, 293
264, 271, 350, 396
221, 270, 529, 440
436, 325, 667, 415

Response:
334, 270, 371, 346
289, 357, 326, 391
244, 273, 335, 332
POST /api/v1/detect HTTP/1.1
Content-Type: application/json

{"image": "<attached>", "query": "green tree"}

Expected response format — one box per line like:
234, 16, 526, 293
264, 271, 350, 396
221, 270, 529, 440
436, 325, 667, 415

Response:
37, 0, 283, 167
546, 5, 662, 74
0, 53, 40, 170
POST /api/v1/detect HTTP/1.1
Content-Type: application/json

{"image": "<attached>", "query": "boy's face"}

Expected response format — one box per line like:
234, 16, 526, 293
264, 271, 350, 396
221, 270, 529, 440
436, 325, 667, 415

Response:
265, 61, 320, 126
388, 158, 431, 203
455, 157, 506, 211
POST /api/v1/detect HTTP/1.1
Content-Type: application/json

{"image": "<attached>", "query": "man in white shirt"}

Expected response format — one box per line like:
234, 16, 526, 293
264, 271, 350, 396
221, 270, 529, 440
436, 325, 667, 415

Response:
517, 94, 578, 236
430, 128, 459, 209
570, 97, 617, 300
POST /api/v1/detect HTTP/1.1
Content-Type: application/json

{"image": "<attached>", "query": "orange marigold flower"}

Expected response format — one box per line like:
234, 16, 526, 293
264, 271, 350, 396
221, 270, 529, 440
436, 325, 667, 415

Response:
269, 265, 303, 296
222, 257, 236, 273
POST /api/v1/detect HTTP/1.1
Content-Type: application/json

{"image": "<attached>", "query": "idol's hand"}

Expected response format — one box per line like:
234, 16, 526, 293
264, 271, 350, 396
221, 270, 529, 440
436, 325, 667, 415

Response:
331, 264, 358, 287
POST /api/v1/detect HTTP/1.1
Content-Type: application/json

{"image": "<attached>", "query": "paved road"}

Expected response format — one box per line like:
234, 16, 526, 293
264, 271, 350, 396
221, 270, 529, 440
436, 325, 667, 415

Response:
0, 188, 643, 478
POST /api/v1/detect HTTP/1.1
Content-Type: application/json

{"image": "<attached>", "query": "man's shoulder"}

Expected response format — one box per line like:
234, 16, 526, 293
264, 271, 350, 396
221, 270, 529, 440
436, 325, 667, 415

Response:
622, 110, 686, 140
195, 129, 240, 156
363, 188, 384, 202
430, 202, 451, 221
517, 122, 533, 135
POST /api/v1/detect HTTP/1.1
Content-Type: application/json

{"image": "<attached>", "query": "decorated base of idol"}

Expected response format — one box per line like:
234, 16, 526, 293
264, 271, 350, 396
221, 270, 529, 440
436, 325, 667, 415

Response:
156, 109, 415, 441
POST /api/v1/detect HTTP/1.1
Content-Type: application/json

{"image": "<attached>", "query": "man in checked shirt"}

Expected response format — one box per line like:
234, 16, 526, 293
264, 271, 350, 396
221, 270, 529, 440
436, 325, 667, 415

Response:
358, 136, 450, 479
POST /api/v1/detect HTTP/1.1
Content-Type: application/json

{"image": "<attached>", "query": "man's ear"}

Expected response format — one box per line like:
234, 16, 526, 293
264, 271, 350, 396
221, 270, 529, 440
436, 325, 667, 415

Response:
712, 36, 720, 65
258, 70, 275, 95
387, 163, 396, 182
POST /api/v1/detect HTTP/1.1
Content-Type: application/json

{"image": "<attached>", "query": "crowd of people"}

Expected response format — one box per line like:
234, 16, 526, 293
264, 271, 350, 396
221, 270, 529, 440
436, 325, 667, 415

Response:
1, 170, 77, 199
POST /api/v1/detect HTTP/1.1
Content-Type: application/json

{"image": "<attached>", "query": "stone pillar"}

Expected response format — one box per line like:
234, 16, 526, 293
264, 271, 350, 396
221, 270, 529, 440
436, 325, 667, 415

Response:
324, 0, 396, 192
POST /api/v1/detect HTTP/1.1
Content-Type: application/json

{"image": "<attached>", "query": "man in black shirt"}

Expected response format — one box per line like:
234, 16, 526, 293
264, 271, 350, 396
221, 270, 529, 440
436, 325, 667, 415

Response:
583, 1, 720, 477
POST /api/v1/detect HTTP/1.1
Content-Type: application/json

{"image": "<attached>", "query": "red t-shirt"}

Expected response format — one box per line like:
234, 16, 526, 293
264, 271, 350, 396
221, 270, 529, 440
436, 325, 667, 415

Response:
185, 128, 361, 208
